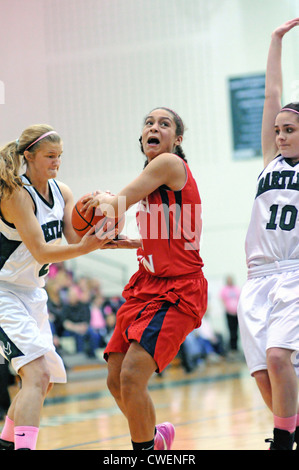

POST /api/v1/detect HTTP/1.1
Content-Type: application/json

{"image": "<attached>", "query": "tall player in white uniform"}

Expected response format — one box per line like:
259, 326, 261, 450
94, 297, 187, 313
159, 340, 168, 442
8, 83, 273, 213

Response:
238, 19, 299, 450
0, 125, 109, 450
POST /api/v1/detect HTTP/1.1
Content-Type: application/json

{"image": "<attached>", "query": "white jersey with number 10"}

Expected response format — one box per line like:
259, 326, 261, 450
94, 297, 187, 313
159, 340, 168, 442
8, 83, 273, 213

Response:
245, 156, 299, 269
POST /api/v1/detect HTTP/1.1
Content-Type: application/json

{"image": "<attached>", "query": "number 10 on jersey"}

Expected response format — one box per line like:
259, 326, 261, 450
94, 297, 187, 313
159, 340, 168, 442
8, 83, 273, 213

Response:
266, 204, 298, 231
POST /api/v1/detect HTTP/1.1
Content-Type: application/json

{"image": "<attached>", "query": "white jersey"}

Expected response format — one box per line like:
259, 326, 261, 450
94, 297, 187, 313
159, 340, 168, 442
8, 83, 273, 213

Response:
245, 156, 299, 272
0, 175, 64, 288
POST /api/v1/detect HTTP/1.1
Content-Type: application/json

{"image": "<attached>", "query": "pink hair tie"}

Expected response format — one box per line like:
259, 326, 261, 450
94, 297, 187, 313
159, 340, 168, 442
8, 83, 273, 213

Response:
280, 107, 299, 115
25, 130, 58, 151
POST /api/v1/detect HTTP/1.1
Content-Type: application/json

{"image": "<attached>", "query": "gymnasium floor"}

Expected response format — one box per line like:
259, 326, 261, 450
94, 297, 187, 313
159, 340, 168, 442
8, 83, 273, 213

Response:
5, 357, 274, 451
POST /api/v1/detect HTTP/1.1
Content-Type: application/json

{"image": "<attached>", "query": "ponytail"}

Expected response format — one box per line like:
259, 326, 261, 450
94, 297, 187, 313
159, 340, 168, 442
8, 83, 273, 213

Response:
174, 144, 187, 163
0, 141, 23, 199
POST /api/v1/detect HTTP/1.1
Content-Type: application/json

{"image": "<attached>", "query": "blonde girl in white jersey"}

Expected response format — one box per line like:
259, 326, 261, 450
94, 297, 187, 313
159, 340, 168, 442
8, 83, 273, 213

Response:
238, 19, 299, 450
0, 125, 110, 450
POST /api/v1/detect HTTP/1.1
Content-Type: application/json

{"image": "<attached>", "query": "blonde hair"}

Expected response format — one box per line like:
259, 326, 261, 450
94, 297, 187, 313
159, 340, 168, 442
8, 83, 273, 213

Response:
0, 124, 61, 200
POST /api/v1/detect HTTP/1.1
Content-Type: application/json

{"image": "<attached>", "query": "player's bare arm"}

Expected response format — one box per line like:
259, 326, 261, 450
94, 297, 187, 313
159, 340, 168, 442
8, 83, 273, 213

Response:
82, 153, 186, 218
262, 18, 299, 167
55, 180, 82, 244
1, 187, 109, 264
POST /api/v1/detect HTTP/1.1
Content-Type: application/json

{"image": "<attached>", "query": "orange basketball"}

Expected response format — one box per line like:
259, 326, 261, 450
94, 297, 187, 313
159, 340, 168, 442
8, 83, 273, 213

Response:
71, 194, 125, 238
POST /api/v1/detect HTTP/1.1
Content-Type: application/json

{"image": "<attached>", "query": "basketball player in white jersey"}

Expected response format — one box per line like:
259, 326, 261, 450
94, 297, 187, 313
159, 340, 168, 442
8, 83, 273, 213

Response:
238, 18, 299, 450
0, 125, 110, 450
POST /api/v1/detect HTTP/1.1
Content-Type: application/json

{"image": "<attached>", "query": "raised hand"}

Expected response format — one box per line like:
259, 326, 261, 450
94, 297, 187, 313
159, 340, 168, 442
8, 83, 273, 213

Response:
272, 17, 299, 39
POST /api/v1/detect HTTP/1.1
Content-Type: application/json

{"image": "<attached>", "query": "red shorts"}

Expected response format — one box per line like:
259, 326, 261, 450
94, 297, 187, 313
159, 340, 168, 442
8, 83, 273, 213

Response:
104, 269, 208, 372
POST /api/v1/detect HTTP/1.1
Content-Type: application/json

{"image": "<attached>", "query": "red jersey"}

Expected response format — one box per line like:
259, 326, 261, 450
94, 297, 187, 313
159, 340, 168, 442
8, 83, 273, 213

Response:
136, 161, 204, 277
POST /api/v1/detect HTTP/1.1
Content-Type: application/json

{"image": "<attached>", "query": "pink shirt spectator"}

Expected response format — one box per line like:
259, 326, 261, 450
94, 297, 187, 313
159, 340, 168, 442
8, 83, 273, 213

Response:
220, 284, 240, 315
90, 306, 106, 329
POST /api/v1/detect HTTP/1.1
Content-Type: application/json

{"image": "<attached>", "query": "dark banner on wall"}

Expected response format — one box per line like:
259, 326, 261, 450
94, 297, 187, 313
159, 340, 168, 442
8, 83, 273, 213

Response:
229, 74, 265, 160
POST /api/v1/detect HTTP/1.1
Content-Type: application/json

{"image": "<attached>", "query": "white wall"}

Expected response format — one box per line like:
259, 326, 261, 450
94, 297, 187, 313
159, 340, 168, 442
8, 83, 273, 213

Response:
1, 0, 299, 305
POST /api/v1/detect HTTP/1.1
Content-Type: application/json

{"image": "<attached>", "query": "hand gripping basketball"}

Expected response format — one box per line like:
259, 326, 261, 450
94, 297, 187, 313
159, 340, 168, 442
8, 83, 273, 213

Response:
71, 193, 125, 238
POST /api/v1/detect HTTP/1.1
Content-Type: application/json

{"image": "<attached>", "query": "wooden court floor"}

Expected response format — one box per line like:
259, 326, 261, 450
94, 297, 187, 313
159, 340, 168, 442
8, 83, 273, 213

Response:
3, 358, 274, 451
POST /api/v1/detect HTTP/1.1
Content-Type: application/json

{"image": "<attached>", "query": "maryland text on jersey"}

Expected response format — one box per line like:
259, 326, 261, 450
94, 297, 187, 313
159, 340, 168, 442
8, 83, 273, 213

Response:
256, 168, 299, 198
41, 220, 63, 242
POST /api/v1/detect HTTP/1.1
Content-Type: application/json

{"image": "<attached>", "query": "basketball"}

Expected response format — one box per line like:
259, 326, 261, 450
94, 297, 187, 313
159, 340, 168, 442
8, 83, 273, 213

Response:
71, 194, 125, 238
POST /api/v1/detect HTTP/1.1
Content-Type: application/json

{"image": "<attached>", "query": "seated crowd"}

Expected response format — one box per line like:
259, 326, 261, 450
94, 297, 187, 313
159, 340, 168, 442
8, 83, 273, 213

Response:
46, 263, 124, 359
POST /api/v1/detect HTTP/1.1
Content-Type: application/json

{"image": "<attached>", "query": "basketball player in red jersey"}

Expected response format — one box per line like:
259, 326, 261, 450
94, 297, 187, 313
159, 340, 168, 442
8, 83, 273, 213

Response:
82, 108, 208, 450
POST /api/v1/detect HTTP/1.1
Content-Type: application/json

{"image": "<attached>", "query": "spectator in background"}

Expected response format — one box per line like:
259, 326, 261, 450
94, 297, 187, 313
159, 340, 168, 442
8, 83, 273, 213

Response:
48, 262, 66, 280
62, 285, 99, 358
46, 278, 65, 351
194, 315, 225, 361
179, 310, 225, 373
90, 293, 109, 348
219, 276, 241, 355
45, 266, 122, 357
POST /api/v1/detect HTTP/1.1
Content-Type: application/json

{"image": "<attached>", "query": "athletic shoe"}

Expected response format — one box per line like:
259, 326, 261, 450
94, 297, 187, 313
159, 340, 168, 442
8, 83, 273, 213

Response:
154, 422, 175, 450
0, 438, 14, 450
265, 428, 295, 450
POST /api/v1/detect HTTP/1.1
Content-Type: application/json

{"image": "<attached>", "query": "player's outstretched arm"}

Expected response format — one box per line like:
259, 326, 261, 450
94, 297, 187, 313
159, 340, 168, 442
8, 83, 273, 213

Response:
262, 18, 299, 167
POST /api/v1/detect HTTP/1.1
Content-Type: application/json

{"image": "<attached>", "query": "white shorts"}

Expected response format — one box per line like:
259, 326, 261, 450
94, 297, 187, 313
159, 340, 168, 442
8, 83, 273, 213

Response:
0, 282, 66, 383
237, 269, 299, 377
